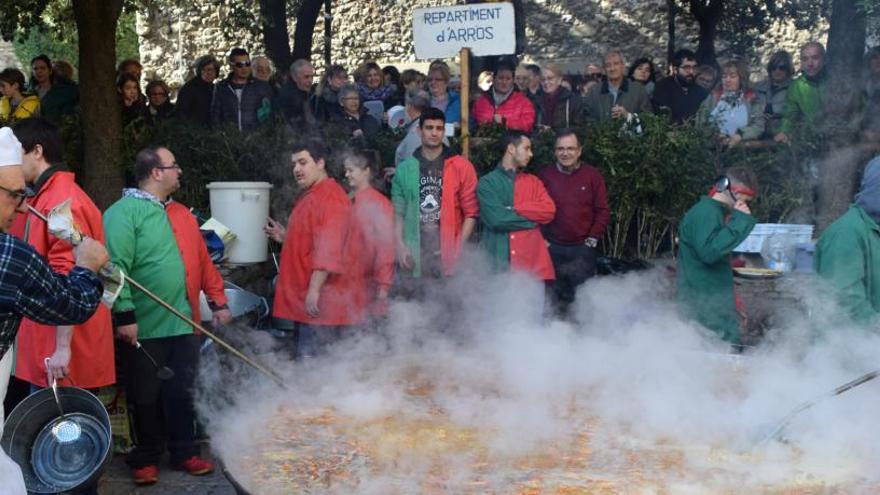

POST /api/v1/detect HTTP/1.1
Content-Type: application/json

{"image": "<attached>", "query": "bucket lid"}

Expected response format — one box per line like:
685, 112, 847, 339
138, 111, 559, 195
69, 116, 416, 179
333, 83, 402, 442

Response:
206, 182, 273, 189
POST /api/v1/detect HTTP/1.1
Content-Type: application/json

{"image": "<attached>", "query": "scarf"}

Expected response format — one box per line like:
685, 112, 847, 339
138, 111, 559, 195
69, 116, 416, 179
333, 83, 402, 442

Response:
357, 82, 395, 102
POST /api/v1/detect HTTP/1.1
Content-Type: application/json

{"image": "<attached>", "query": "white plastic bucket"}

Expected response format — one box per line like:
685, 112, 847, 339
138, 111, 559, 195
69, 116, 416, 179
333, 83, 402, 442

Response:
206, 182, 272, 263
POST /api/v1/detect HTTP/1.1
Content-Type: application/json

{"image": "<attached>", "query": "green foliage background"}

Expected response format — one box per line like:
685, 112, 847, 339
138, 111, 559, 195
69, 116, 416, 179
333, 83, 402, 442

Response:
0, 105, 818, 260
11, 9, 140, 77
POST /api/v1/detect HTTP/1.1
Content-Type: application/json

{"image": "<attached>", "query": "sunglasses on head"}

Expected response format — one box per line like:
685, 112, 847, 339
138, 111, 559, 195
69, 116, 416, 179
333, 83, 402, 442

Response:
231, 61, 251, 68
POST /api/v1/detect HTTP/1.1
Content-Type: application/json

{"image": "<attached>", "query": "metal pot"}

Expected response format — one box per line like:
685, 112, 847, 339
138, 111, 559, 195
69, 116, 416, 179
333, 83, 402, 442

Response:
1, 386, 112, 494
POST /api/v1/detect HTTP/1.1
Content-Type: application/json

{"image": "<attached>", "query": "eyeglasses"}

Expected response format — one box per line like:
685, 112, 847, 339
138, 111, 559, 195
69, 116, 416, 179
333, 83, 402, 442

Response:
0, 184, 29, 208
148, 92, 166, 97
231, 61, 251, 68
155, 163, 181, 171
771, 65, 790, 71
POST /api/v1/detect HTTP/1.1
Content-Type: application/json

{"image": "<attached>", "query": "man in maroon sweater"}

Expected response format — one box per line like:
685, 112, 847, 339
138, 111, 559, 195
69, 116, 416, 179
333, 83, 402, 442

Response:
537, 130, 610, 316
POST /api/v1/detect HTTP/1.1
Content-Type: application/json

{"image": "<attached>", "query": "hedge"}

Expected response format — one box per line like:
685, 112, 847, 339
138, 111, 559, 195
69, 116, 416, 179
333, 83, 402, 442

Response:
2, 112, 816, 259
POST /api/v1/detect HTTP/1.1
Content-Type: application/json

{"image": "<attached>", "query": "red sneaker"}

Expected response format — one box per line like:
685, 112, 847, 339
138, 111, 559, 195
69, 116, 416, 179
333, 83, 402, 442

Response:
132, 465, 159, 485
174, 455, 214, 476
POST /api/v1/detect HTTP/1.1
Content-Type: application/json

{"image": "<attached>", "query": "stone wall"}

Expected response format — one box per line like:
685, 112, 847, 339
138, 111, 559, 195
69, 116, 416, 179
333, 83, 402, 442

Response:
0, 40, 21, 72
137, 0, 828, 89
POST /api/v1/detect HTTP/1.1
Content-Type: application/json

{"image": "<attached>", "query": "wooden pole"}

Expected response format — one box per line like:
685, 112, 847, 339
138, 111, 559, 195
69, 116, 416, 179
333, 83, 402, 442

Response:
460, 47, 471, 160
27, 205, 287, 388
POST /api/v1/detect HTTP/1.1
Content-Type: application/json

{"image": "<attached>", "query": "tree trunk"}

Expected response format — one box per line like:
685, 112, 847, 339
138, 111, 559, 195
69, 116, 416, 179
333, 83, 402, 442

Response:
667, 0, 676, 66
815, 0, 867, 232
73, 0, 123, 210
688, 0, 722, 67
291, 0, 324, 62
259, 0, 292, 74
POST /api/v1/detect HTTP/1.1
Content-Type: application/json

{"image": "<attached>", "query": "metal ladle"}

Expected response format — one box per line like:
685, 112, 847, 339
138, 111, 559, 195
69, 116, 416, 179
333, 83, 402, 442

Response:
135, 341, 175, 380
44, 359, 82, 444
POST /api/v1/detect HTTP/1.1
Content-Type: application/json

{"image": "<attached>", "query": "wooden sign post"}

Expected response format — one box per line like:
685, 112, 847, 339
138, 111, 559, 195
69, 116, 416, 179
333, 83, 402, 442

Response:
460, 47, 471, 160
412, 2, 516, 160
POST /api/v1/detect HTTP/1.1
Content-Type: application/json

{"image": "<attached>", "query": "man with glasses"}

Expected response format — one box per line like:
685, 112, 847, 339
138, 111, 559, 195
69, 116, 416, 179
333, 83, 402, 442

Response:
652, 48, 708, 124
537, 130, 609, 318
275, 58, 317, 131
103, 146, 230, 485
0, 127, 108, 494
210, 47, 274, 131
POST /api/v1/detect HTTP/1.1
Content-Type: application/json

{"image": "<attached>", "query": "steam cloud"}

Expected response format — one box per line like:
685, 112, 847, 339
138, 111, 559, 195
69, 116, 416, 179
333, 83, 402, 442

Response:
197, 249, 880, 493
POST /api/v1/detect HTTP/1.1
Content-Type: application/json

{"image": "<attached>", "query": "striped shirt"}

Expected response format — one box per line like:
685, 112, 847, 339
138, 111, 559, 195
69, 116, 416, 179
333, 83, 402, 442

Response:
0, 232, 103, 357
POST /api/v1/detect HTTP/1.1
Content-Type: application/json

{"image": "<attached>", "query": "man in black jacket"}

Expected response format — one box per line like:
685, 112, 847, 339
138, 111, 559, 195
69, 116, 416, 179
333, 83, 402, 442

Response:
274, 59, 317, 132
652, 49, 708, 124
210, 48, 274, 131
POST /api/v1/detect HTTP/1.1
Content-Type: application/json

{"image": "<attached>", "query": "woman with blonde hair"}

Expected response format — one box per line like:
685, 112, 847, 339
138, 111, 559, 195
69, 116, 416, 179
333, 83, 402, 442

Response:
698, 59, 765, 147
538, 63, 582, 129
355, 61, 399, 109
426, 61, 461, 126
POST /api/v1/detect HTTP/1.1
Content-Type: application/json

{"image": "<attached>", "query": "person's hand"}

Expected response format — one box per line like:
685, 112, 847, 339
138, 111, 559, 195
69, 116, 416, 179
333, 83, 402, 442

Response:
611, 105, 629, 119
373, 288, 390, 315
774, 132, 790, 144
115, 323, 138, 346
383, 167, 396, 183
305, 288, 321, 318
212, 308, 233, 327
353, 129, 364, 138
493, 114, 504, 124
734, 200, 752, 216
264, 217, 286, 243
396, 242, 414, 270
46, 346, 71, 382
74, 237, 110, 274
727, 133, 743, 147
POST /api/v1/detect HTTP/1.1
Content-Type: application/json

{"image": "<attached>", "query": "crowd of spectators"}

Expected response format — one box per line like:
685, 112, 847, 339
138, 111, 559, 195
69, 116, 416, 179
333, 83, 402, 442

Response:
4, 42, 880, 154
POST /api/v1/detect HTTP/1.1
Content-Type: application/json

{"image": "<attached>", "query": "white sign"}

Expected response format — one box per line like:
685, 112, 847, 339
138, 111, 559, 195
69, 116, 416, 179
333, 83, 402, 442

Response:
412, 2, 516, 60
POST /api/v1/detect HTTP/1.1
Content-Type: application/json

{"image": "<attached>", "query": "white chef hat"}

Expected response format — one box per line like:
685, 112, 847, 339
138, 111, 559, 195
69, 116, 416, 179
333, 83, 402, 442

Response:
0, 127, 23, 168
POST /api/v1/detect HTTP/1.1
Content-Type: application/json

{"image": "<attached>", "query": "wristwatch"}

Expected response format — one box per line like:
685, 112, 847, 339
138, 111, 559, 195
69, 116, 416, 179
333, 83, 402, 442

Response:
584, 237, 598, 248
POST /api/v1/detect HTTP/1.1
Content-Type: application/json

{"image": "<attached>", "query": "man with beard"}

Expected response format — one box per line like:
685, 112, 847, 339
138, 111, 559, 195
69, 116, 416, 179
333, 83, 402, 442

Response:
774, 41, 828, 144
9, 118, 115, 398
815, 156, 880, 324
652, 49, 708, 124
391, 107, 479, 295
104, 146, 230, 485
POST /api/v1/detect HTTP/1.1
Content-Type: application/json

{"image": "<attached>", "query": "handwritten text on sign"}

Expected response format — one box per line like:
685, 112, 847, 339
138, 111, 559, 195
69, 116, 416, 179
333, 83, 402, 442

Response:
412, 3, 515, 60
